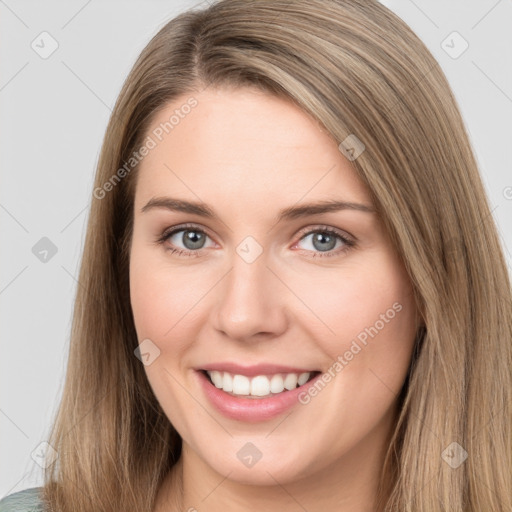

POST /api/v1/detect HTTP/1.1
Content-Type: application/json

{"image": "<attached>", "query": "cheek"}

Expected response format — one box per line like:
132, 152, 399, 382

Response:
295, 252, 417, 381
130, 265, 171, 343
129, 244, 203, 425
129, 241, 225, 383
129, 238, 204, 341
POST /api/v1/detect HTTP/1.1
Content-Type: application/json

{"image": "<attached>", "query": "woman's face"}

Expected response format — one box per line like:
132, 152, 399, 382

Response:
129, 86, 418, 486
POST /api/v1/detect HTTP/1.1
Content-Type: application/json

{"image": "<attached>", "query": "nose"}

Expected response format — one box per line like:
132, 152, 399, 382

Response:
212, 248, 289, 342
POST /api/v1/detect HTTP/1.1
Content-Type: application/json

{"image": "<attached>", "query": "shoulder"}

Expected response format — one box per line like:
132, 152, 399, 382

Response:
0, 487, 45, 512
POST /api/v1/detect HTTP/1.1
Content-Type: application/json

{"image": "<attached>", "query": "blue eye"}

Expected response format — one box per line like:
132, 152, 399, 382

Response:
295, 227, 355, 258
156, 224, 214, 257
156, 224, 355, 258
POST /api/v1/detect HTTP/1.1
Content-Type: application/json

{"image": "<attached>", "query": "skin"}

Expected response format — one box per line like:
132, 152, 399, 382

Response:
129, 86, 419, 512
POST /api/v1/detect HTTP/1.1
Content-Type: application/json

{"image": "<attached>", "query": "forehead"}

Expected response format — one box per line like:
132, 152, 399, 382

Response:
135, 87, 371, 209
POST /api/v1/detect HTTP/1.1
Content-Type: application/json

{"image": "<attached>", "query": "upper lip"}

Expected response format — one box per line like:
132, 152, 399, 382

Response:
198, 362, 320, 377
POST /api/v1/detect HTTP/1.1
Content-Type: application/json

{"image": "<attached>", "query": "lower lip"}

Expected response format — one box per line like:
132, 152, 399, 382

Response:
196, 370, 322, 422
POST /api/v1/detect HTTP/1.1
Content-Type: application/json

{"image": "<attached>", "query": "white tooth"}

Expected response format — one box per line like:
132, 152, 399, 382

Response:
269, 374, 285, 393
210, 370, 223, 388
297, 372, 310, 386
283, 373, 298, 390
232, 374, 251, 395
251, 375, 270, 396
211, 370, 311, 396
222, 372, 233, 392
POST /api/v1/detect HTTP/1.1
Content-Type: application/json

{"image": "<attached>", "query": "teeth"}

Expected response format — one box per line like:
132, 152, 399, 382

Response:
251, 375, 270, 396
270, 374, 285, 394
232, 374, 250, 395
297, 372, 310, 386
284, 373, 298, 390
222, 372, 233, 392
210, 370, 223, 388
206, 370, 313, 397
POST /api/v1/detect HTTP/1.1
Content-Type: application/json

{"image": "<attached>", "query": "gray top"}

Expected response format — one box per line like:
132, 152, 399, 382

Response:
0, 488, 45, 512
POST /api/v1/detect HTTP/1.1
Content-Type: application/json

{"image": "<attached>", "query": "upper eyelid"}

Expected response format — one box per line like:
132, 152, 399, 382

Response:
163, 223, 214, 241
296, 225, 354, 241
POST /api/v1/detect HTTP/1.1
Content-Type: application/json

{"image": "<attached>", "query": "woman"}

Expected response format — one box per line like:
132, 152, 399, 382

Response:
1, 0, 510, 511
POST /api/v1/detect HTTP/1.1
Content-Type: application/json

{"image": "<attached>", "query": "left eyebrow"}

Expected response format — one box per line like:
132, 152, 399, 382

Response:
277, 199, 376, 221
140, 197, 376, 221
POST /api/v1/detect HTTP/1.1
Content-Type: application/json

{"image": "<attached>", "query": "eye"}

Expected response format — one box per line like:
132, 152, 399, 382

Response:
293, 226, 355, 258
156, 224, 215, 257
155, 224, 355, 258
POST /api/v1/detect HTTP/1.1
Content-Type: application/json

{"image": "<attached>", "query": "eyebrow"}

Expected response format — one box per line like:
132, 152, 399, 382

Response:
141, 196, 376, 222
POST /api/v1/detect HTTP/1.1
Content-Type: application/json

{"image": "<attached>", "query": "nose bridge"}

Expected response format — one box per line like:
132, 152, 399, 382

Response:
214, 240, 286, 340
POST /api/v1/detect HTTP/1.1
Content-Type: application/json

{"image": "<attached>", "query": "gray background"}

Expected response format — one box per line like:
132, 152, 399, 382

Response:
1, 0, 511, 497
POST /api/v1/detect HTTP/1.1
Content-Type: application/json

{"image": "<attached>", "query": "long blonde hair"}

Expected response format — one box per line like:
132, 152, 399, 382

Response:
42, 1, 512, 510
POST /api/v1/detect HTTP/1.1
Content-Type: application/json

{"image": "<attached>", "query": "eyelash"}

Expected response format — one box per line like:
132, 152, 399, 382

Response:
155, 223, 356, 259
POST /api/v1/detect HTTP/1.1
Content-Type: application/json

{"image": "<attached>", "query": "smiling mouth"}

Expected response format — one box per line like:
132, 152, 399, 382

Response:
201, 369, 321, 399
